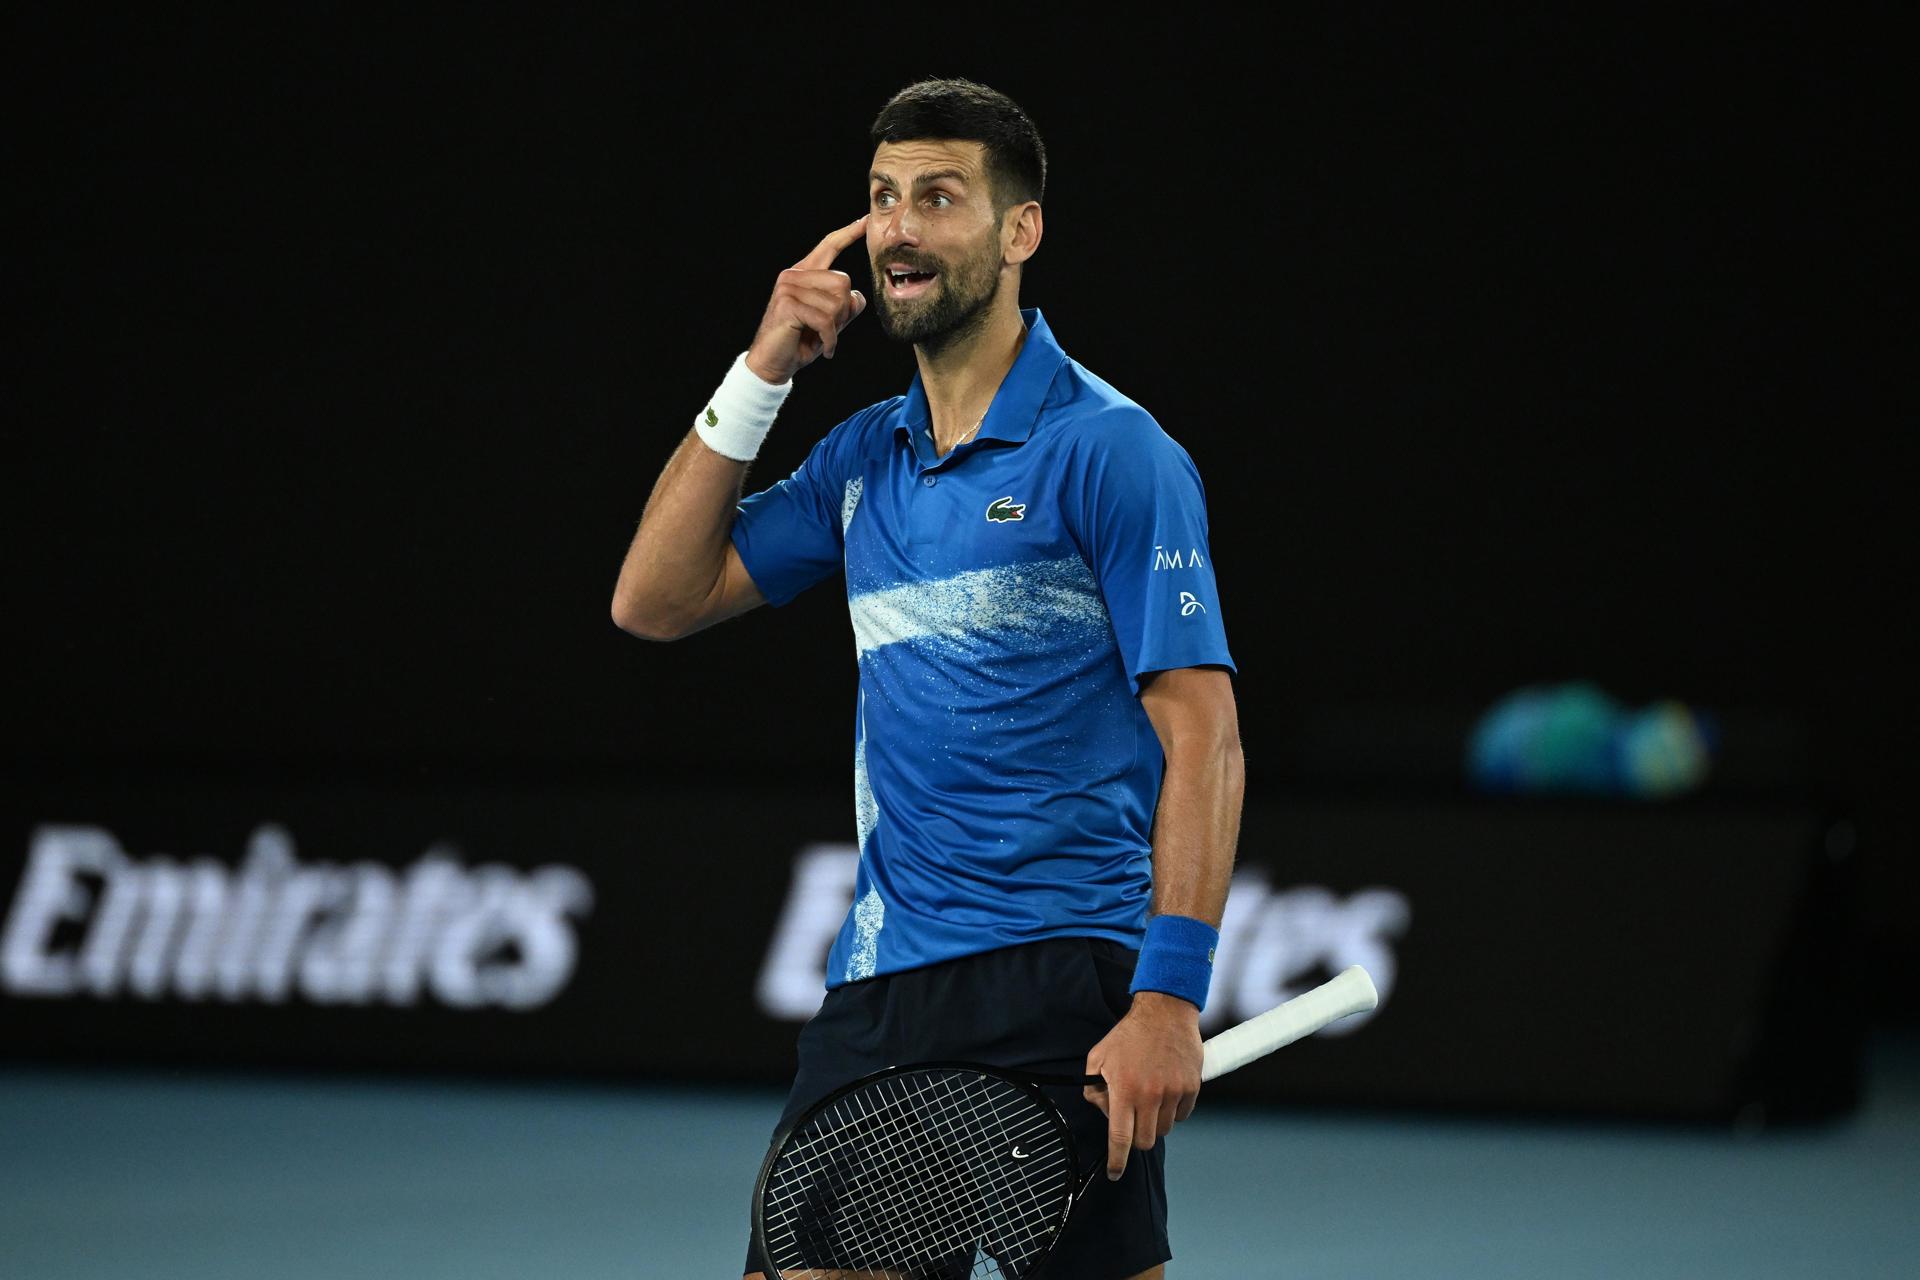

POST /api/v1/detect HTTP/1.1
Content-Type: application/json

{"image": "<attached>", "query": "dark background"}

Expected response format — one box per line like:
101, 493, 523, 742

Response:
8, 12, 1910, 1012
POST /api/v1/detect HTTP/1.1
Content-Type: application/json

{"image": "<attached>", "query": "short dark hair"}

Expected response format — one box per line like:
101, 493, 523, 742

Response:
869, 78, 1046, 218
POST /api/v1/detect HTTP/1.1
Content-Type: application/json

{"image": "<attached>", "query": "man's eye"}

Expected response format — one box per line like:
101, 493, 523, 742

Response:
873, 192, 895, 208
928, 194, 952, 209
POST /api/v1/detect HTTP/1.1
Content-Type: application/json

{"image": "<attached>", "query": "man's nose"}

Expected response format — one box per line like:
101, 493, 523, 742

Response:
876, 205, 921, 248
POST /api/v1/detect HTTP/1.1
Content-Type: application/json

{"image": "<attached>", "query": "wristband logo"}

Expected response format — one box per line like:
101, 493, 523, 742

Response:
1, 823, 594, 1011
755, 844, 1408, 1034
705, 405, 719, 427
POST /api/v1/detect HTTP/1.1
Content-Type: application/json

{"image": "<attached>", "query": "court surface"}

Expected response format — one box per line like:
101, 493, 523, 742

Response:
3, 1033, 1915, 1278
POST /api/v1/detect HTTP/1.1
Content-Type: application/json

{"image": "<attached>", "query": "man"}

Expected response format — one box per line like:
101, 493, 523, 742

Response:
610, 78, 1244, 1280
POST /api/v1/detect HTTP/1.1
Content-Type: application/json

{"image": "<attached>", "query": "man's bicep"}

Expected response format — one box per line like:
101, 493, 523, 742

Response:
682, 541, 768, 636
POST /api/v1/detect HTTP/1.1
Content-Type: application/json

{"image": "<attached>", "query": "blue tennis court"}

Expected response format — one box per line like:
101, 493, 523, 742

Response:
4, 1032, 1914, 1278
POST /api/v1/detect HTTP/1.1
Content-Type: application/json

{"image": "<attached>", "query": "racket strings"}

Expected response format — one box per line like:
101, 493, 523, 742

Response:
774, 1113, 1050, 1277
772, 1076, 1055, 1276
797, 1083, 986, 1272
914, 1074, 1068, 1273
762, 1068, 1075, 1278
771, 1084, 977, 1275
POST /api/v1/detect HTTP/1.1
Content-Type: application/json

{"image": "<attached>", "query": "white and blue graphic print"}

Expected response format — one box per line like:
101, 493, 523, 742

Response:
847, 688, 884, 982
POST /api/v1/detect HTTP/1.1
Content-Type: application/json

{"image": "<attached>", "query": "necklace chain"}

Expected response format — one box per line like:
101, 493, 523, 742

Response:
949, 412, 985, 450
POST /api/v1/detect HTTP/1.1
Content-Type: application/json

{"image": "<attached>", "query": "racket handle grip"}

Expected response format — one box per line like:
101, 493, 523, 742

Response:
1199, 965, 1380, 1083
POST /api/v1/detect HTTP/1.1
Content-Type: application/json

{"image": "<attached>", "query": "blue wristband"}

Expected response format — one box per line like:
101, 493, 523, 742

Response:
1128, 914, 1219, 1012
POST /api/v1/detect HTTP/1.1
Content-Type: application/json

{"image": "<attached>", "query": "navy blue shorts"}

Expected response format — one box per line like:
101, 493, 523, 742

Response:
745, 936, 1171, 1279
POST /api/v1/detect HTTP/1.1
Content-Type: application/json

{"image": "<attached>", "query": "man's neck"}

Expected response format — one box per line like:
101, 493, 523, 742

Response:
914, 298, 1029, 456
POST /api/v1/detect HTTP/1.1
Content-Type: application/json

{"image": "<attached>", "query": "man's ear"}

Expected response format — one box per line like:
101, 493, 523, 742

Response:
1004, 201, 1044, 266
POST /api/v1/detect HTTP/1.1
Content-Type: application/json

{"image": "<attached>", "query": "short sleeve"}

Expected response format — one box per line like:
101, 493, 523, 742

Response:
728, 425, 852, 608
1070, 413, 1237, 696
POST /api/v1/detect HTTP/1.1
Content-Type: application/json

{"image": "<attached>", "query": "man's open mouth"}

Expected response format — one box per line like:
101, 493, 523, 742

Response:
885, 265, 939, 300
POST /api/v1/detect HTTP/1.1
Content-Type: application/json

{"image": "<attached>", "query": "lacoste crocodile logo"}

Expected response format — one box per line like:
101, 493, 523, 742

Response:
985, 496, 1026, 522
704, 406, 719, 427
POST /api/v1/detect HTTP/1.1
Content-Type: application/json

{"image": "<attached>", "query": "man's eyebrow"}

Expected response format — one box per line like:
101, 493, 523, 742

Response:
869, 168, 972, 189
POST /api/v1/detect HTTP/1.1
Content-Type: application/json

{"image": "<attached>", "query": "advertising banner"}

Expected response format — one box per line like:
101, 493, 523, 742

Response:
0, 773, 1857, 1121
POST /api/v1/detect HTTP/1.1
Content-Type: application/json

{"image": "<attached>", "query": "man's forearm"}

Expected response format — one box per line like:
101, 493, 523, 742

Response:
614, 215, 864, 640
609, 428, 748, 638
1082, 718, 1241, 1144
1145, 729, 1244, 928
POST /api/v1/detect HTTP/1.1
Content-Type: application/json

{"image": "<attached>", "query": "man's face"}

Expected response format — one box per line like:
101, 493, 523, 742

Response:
866, 139, 1006, 349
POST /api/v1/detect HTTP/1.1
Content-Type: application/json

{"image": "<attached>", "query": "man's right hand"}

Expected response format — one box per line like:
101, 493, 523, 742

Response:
744, 215, 870, 386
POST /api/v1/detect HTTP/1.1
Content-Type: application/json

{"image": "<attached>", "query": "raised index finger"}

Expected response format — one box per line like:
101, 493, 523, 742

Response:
794, 215, 870, 271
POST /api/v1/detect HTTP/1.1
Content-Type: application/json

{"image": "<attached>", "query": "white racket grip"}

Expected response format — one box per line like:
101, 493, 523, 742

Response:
1199, 965, 1380, 1082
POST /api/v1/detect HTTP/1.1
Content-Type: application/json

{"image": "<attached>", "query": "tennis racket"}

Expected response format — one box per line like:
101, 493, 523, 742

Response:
749, 964, 1379, 1279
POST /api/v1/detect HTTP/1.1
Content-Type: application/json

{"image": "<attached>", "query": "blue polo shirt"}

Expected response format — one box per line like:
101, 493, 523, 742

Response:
730, 308, 1235, 988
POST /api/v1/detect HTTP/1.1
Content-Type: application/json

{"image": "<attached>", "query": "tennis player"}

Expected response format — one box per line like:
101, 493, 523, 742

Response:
611, 78, 1244, 1280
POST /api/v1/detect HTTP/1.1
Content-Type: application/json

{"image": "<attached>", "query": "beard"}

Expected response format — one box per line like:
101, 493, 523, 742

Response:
870, 230, 1004, 356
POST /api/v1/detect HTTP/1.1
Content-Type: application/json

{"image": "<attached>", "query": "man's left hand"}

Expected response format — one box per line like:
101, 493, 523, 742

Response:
1083, 990, 1204, 1181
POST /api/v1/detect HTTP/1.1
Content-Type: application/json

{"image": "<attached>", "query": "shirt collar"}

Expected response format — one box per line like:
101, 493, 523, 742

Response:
896, 307, 1067, 466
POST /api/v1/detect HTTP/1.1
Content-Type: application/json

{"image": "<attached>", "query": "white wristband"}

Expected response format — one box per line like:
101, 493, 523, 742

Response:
694, 352, 792, 462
